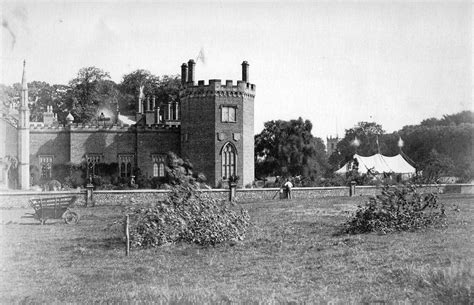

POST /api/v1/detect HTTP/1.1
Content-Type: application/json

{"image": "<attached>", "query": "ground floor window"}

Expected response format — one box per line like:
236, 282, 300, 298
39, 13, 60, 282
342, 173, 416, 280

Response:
86, 154, 102, 177
221, 143, 236, 180
39, 155, 54, 179
151, 154, 166, 177
118, 154, 134, 177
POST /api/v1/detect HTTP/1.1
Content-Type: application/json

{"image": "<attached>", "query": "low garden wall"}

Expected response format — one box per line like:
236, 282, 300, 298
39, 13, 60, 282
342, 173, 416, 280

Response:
0, 190, 86, 208
0, 184, 473, 208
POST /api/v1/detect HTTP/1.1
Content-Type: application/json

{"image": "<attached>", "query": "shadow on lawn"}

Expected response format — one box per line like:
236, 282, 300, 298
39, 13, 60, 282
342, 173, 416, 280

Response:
60, 236, 124, 251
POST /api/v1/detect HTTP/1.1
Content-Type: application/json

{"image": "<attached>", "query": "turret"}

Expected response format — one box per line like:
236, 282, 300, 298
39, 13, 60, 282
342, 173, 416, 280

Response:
18, 60, 30, 190
179, 60, 255, 187
136, 85, 144, 122
66, 112, 74, 125
43, 105, 54, 126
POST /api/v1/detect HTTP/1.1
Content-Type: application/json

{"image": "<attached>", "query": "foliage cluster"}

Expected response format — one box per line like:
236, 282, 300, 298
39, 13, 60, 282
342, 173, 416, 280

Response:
128, 180, 250, 247
254, 117, 328, 180
343, 184, 447, 234
34, 151, 209, 190
329, 112, 473, 183
0, 67, 180, 125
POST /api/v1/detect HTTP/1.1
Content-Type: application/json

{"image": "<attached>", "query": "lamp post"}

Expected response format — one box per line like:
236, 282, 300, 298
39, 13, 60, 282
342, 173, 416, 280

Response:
86, 174, 95, 207
99, 112, 105, 126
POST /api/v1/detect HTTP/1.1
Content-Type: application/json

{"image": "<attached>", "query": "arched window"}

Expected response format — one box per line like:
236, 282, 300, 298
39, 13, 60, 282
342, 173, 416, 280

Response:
119, 154, 134, 178
39, 155, 53, 179
120, 163, 125, 177
152, 154, 166, 177
159, 163, 165, 177
221, 143, 237, 180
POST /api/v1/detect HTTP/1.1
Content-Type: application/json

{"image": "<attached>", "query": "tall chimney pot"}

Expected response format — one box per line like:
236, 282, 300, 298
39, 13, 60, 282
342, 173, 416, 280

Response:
242, 61, 249, 83
181, 63, 188, 85
187, 59, 195, 85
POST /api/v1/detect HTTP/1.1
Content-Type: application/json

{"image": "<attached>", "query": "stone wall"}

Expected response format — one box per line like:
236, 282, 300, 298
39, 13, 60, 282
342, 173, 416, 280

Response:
28, 125, 181, 180
0, 191, 85, 208
1, 184, 473, 208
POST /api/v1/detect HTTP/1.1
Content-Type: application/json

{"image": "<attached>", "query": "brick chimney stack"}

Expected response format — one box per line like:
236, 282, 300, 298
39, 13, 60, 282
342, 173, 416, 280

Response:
187, 59, 195, 85
241, 61, 249, 83
181, 63, 188, 85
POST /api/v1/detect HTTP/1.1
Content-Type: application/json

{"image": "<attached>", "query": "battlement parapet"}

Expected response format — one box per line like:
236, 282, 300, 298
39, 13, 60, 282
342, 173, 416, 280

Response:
135, 122, 180, 132
180, 79, 256, 99
28, 122, 180, 133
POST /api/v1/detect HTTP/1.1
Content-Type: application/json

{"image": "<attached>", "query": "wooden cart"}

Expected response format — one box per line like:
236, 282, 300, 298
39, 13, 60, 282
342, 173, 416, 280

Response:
29, 196, 80, 225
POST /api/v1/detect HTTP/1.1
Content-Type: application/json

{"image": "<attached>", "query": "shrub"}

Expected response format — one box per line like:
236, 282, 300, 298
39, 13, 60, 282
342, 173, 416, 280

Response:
343, 184, 447, 234
128, 181, 250, 247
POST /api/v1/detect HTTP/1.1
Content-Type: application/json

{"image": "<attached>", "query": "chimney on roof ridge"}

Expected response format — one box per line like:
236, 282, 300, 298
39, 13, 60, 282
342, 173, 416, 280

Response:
187, 59, 195, 85
241, 61, 249, 83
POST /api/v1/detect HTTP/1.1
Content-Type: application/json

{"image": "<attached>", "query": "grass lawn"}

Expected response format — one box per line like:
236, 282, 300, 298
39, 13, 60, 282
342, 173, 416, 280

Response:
0, 194, 472, 303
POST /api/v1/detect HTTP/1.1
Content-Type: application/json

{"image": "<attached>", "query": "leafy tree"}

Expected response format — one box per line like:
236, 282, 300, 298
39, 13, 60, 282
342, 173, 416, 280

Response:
421, 149, 455, 183
399, 119, 473, 181
420, 111, 473, 127
153, 75, 181, 106
0, 83, 20, 108
118, 70, 180, 115
27, 81, 55, 121
330, 122, 386, 170
68, 67, 115, 123
255, 118, 328, 180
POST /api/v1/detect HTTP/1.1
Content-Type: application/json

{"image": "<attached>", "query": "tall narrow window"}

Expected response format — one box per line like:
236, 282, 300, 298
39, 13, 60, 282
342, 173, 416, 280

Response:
151, 154, 166, 177
39, 155, 54, 179
221, 106, 236, 122
86, 154, 102, 177
118, 154, 134, 177
221, 143, 237, 180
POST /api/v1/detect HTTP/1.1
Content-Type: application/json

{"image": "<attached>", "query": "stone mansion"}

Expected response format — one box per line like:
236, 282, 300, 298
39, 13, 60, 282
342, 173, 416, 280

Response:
0, 60, 256, 189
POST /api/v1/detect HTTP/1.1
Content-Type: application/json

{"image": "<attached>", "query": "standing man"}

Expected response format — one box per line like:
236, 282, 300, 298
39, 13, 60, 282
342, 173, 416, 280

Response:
284, 178, 293, 199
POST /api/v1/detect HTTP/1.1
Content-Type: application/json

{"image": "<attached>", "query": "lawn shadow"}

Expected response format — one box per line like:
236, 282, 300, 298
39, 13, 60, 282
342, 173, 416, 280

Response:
63, 236, 124, 251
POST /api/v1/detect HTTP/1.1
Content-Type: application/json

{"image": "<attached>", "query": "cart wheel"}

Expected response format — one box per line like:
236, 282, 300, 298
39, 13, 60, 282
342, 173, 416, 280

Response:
63, 211, 79, 224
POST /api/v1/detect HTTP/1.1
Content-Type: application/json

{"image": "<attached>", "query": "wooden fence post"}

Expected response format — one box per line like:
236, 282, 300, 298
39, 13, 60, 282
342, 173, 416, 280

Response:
124, 214, 130, 256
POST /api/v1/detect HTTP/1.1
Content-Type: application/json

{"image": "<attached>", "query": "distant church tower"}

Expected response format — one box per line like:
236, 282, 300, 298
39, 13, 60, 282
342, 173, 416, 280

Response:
326, 136, 340, 157
179, 60, 256, 187
18, 61, 30, 190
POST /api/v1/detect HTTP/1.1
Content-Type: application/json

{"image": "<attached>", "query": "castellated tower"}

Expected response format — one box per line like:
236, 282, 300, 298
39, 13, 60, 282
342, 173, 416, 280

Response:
326, 136, 340, 157
179, 60, 256, 187
18, 61, 30, 190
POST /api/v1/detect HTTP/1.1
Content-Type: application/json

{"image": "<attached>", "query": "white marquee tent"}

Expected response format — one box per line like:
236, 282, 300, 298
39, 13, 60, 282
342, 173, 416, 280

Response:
336, 153, 416, 177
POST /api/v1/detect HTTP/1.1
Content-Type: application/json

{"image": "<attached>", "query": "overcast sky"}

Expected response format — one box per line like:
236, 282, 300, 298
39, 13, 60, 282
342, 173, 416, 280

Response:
1, 1, 472, 139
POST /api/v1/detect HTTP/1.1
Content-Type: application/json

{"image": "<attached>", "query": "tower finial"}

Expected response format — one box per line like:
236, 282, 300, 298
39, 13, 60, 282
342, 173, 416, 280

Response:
21, 60, 27, 90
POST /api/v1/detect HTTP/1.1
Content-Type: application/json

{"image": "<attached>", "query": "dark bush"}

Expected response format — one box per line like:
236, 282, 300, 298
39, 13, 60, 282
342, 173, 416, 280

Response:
52, 164, 71, 182
128, 181, 250, 247
343, 184, 447, 234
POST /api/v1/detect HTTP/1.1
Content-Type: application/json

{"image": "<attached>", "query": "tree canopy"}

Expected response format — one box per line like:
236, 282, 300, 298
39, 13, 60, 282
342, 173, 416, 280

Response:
329, 113, 473, 182
328, 122, 386, 171
255, 118, 328, 181
118, 70, 180, 115
0, 66, 181, 124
